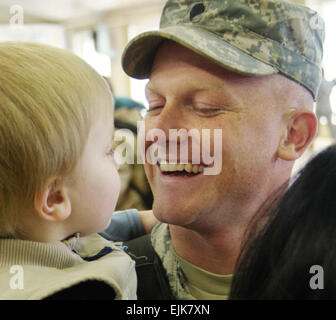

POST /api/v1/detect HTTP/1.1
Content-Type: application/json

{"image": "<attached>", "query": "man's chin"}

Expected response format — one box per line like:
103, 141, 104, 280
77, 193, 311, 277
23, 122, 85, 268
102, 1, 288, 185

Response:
152, 200, 199, 227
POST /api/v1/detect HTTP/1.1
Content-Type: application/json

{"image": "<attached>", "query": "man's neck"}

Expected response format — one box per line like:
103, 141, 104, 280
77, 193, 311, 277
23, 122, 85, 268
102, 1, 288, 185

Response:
169, 223, 247, 275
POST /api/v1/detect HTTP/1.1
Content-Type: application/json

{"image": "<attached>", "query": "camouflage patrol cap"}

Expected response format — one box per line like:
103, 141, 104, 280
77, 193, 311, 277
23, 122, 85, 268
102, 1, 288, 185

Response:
122, 0, 325, 99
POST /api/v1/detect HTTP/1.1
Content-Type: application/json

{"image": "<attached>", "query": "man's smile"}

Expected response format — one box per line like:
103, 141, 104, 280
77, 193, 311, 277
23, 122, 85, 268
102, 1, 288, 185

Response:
158, 162, 204, 176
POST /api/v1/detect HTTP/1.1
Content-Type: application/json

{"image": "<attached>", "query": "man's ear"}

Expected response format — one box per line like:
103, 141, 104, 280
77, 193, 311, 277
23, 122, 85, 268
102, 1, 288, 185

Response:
278, 110, 317, 161
34, 178, 71, 222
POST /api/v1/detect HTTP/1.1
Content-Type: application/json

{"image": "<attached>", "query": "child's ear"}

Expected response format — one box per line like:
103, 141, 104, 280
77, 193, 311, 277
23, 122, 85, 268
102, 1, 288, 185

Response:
34, 178, 71, 222
277, 110, 317, 161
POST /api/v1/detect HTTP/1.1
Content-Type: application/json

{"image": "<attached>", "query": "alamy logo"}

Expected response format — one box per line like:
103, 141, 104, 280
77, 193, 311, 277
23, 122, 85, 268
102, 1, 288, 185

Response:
113, 121, 223, 176
309, 265, 324, 290
9, 265, 24, 290
9, 5, 24, 29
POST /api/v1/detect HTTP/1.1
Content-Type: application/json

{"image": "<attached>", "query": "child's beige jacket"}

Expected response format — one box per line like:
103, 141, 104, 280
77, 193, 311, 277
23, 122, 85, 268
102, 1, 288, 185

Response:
0, 233, 136, 300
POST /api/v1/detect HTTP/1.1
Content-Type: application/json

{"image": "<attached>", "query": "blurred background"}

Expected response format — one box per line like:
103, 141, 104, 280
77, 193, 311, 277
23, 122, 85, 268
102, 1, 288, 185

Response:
0, 0, 335, 207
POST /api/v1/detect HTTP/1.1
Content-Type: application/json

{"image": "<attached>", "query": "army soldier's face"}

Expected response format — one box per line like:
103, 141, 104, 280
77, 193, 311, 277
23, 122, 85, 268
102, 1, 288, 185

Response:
143, 41, 289, 230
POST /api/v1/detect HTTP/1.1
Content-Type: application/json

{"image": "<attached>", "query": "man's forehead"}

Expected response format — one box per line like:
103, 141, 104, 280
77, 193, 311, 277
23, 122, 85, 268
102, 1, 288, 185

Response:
146, 50, 310, 112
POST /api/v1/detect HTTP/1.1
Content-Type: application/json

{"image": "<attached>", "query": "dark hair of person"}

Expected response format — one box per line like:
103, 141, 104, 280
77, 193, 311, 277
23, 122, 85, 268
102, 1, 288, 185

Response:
229, 145, 336, 300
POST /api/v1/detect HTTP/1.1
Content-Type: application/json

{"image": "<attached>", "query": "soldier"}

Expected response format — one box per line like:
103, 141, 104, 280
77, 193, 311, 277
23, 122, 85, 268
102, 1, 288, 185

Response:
105, 0, 325, 299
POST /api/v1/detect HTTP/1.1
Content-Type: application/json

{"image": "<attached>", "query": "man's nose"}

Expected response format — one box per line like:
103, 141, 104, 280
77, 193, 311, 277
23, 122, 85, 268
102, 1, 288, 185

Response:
147, 99, 185, 135
144, 101, 195, 164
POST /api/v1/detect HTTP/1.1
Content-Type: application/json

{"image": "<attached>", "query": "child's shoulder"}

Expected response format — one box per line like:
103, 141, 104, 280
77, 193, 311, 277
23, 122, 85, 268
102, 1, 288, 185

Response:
0, 235, 136, 300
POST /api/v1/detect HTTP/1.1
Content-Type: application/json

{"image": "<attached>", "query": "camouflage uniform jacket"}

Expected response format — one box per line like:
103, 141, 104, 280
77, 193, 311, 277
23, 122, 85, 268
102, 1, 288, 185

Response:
151, 223, 195, 300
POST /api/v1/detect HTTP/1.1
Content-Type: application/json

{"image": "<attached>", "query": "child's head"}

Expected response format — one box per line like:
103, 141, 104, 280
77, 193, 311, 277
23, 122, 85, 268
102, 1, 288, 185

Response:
0, 41, 120, 240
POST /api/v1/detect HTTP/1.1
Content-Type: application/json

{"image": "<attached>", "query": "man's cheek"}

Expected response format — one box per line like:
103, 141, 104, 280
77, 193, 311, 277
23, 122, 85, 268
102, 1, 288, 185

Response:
202, 129, 223, 176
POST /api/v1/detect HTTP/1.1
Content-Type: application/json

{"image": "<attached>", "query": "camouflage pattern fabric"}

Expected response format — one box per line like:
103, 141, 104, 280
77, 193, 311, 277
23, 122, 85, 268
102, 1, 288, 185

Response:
151, 223, 196, 300
122, 0, 325, 100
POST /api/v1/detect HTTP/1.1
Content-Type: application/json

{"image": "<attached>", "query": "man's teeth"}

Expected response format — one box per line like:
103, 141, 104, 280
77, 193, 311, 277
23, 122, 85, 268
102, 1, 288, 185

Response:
159, 163, 204, 173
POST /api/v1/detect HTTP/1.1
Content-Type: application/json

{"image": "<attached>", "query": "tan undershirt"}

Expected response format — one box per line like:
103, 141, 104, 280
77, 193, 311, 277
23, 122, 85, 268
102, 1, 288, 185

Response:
173, 248, 233, 300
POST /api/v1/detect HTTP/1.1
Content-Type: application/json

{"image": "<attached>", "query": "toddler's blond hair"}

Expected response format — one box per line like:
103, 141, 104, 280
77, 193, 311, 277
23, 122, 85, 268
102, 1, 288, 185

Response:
0, 42, 113, 237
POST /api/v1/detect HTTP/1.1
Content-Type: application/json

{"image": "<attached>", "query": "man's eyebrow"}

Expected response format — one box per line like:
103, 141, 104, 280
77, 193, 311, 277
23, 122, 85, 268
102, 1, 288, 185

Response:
145, 80, 242, 106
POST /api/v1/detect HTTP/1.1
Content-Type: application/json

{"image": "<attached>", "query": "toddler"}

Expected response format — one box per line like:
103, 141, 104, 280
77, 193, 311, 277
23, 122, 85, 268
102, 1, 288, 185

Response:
0, 41, 137, 299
